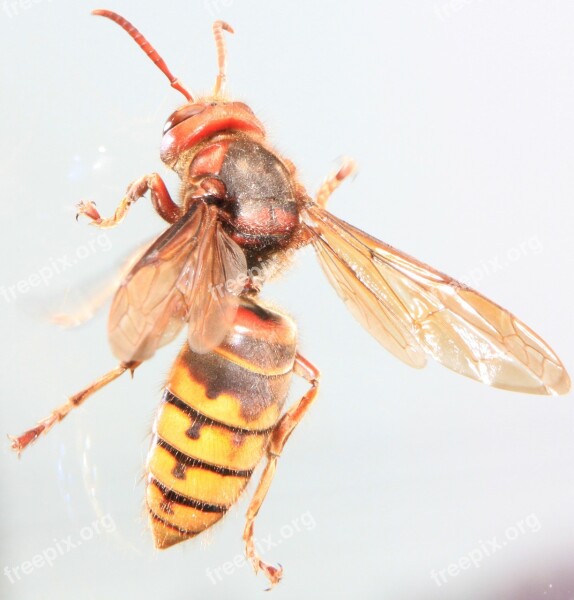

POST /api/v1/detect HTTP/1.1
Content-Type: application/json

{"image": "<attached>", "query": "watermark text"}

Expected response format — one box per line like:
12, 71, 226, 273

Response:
4, 513, 116, 584
430, 513, 541, 587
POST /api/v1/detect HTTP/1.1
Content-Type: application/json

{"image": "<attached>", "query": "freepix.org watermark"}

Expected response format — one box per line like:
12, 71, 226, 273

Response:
4, 513, 116, 584
430, 513, 541, 587
458, 235, 543, 289
1, 233, 112, 304
434, 0, 487, 22
2, 0, 54, 19
203, 0, 233, 17
206, 510, 316, 584
208, 244, 313, 299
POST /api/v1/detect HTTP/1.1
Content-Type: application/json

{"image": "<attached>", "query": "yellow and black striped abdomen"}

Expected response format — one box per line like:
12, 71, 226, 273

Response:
146, 299, 297, 549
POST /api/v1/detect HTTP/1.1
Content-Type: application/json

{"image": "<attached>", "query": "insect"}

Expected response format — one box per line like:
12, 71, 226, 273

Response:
10, 8, 570, 587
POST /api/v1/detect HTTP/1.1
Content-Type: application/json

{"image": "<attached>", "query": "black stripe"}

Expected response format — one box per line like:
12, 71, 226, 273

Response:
155, 436, 254, 478
150, 477, 228, 513
163, 389, 274, 435
173, 350, 290, 422
148, 509, 202, 537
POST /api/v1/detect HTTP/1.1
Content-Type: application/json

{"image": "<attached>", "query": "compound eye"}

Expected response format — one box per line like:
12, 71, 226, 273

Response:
163, 105, 207, 134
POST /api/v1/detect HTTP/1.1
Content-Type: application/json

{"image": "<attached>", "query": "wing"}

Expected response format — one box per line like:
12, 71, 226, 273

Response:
303, 204, 570, 395
108, 203, 247, 362
51, 237, 156, 328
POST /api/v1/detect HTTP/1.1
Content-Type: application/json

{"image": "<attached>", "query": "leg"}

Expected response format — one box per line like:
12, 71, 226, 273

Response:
315, 158, 356, 208
76, 173, 181, 228
243, 352, 320, 588
9, 361, 141, 455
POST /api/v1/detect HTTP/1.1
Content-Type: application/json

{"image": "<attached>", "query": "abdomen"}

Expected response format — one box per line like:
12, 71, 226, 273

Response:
145, 299, 297, 549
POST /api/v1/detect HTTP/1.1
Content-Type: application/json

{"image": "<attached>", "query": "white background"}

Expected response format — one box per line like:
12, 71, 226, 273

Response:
1, 1, 574, 599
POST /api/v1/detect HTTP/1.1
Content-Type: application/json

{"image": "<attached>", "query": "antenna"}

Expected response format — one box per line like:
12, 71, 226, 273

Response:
92, 9, 194, 102
212, 20, 234, 98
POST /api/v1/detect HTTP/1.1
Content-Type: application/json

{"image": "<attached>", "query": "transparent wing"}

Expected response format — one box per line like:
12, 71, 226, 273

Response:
108, 203, 247, 362
51, 237, 155, 328
183, 209, 248, 354
303, 204, 570, 395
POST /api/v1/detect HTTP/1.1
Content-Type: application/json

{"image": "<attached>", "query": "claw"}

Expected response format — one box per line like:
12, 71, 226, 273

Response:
336, 158, 357, 181
8, 428, 40, 456
248, 552, 283, 589
316, 158, 357, 208
76, 200, 102, 224
7, 434, 23, 457
261, 562, 283, 589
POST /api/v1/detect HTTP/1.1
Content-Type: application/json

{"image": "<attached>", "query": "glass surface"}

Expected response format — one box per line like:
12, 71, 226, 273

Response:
1, 1, 573, 599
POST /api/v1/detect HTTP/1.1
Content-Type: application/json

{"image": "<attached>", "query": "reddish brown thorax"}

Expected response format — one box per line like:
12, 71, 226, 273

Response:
161, 100, 302, 263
